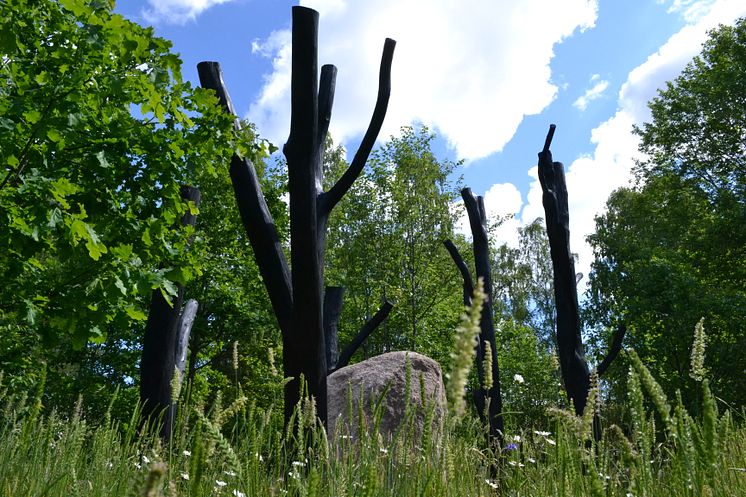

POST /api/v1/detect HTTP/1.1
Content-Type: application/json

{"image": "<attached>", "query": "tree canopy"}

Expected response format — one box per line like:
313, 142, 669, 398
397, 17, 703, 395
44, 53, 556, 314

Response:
0, 0, 244, 404
587, 18, 746, 409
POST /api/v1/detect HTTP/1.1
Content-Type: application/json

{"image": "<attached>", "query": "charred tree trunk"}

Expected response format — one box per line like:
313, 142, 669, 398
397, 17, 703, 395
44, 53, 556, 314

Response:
140, 186, 200, 439
198, 6, 395, 428
537, 124, 625, 418
443, 187, 504, 448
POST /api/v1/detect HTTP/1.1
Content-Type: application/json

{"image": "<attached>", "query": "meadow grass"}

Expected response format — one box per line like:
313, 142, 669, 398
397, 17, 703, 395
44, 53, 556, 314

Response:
0, 354, 744, 497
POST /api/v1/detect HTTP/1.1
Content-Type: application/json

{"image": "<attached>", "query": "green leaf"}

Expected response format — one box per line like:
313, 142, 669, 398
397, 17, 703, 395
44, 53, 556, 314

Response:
47, 129, 62, 142
114, 277, 127, 295
125, 306, 147, 321
110, 244, 133, 259
23, 109, 42, 124
35, 72, 50, 86
59, 0, 93, 18
89, 326, 106, 344
95, 150, 109, 168
165, 267, 191, 285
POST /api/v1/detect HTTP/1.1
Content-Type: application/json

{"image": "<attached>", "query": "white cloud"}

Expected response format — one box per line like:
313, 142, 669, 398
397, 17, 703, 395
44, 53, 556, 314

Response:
573, 74, 609, 111
454, 183, 524, 248
483, 183, 524, 249
248, 0, 599, 160
142, 0, 235, 24
664, 0, 718, 22
517, 0, 746, 287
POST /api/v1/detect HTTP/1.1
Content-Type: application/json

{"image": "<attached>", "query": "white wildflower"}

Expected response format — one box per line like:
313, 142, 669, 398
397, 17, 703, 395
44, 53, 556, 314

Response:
485, 479, 499, 489
513, 373, 524, 384
215, 480, 227, 487
182, 450, 191, 457
180, 472, 190, 480
534, 430, 551, 437
232, 491, 246, 497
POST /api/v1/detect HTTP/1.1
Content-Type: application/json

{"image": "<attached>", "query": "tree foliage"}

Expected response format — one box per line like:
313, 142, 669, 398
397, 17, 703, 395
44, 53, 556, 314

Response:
587, 18, 746, 409
0, 0, 244, 409
492, 218, 556, 348
325, 126, 464, 366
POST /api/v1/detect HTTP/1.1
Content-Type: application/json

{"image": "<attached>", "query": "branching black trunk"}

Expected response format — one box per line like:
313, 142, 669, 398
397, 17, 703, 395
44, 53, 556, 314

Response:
444, 187, 504, 449
198, 6, 395, 428
140, 186, 200, 439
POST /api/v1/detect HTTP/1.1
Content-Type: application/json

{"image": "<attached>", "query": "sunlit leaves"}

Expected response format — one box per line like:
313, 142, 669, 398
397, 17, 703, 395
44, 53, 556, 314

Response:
587, 19, 746, 410
0, 0, 239, 351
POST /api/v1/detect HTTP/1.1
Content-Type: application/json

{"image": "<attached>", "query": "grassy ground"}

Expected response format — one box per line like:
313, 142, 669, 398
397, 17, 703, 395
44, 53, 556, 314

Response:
1, 353, 744, 497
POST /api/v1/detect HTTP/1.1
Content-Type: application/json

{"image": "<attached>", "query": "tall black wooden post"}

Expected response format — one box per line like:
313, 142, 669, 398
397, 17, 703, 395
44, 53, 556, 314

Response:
537, 124, 625, 417
140, 186, 200, 439
444, 187, 504, 448
198, 6, 395, 428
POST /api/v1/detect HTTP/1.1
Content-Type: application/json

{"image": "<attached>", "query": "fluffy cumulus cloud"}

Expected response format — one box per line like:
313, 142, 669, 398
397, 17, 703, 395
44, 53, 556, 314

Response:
248, 0, 598, 160
454, 183, 524, 248
518, 0, 746, 284
573, 74, 609, 111
142, 0, 235, 24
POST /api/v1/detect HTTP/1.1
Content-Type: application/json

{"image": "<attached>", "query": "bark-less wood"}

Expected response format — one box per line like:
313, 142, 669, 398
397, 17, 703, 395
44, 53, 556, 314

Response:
443, 187, 504, 448
537, 124, 625, 417
175, 299, 199, 379
323, 286, 344, 371
198, 6, 395, 427
140, 186, 200, 439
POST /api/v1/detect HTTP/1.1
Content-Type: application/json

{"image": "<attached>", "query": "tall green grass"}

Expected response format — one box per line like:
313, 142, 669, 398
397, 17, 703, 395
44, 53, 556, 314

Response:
1, 361, 744, 497
1, 320, 745, 496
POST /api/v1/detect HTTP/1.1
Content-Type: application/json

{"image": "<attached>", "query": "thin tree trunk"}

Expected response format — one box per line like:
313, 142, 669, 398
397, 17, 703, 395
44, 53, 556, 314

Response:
461, 188, 504, 448
140, 186, 200, 439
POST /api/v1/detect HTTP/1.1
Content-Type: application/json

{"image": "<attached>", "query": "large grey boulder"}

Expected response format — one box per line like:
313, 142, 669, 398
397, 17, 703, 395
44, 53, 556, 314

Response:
326, 351, 446, 444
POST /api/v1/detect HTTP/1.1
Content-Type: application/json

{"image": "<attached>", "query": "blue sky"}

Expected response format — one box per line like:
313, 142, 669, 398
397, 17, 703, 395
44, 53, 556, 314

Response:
117, 0, 745, 282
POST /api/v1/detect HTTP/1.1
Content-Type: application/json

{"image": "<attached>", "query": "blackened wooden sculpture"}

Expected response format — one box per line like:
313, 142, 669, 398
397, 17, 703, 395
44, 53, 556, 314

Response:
443, 188, 504, 448
537, 124, 625, 417
140, 186, 200, 439
198, 6, 395, 427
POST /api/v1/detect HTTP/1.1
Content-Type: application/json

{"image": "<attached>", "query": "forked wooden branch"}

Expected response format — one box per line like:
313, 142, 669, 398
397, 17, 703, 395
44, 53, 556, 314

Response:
333, 300, 394, 372
596, 324, 626, 377
321, 38, 396, 214
443, 239, 474, 307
